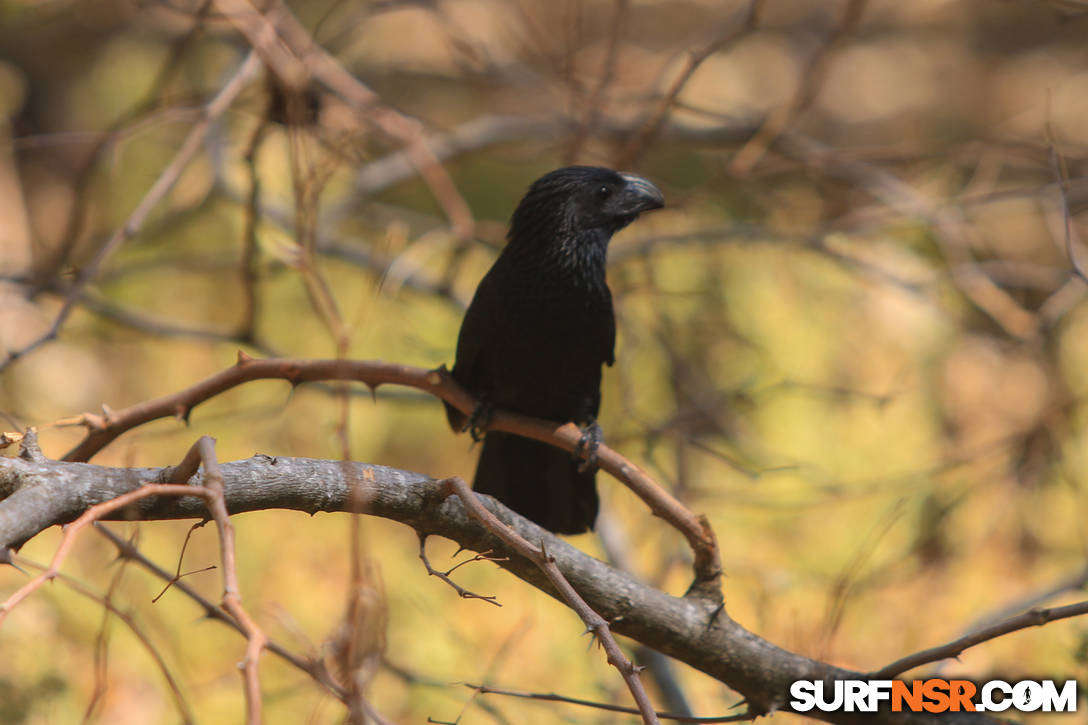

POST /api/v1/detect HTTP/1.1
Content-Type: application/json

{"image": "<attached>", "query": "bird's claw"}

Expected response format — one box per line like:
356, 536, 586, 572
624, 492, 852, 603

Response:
574, 421, 603, 473
467, 400, 494, 442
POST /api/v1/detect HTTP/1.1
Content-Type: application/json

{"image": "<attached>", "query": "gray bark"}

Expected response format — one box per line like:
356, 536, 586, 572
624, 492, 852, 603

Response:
0, 453, 1006, 724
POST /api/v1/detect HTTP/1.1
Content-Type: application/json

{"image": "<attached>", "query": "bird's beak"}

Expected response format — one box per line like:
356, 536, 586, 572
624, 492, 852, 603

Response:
618, 172, 665, 214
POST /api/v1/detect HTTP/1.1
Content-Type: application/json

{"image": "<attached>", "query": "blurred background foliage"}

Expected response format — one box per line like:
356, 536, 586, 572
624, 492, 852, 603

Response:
2, 0, 1088, 722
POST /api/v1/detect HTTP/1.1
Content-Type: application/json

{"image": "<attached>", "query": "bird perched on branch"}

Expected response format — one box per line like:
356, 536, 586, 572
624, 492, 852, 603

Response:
445, 166, 664, 534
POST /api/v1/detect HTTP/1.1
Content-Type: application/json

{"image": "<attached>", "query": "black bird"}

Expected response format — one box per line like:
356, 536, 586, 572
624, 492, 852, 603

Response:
445, 166, 664, 534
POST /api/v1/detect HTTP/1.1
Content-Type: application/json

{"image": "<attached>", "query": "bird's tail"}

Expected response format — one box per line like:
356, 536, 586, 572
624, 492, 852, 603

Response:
473, 431, 599, 534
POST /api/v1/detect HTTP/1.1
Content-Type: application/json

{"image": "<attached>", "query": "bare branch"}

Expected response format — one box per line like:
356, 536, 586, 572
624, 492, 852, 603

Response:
93, 524, 348, 702
194, 436, 267, 725
0, 50, 264, 373
57, 355, 722, 598
1044, 106, 1088, 285
0, 483, 215, 623
617, 0, 764, 168
150, 523, 215, 604
871, 599, 1088, 679
12, 557, 196, 724
0, 452, 1007, 724
566, 0, 630, 163
777, 132, 1041, 341
730, 0, 869, 174
418, 534, 503, 606
464, 683, 751, 723
443, 476, 659, 724
213, 0, 475, 239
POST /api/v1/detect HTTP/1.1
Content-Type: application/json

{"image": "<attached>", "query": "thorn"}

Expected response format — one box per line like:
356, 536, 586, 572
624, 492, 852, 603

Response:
17, 428, 44, 462
0, 548, 27, 575
705, 600, 726, 631
236, 349, 254, 365
174, 404, 189, 423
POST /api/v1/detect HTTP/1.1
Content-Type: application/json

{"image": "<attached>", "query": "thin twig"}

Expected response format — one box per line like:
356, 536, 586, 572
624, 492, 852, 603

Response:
238, 118, 269, 341
151, 523, 216, 604
871, 599, 1088, 678
194, 436, 267, 725
730, 0, 869, 174
93, 524, 348, 701
418, 534, 503, 606
617, 0, 764, 168
213, 0, 475, 239
443, 476, 661, 725
11, 557, 197, 723
1044, 99, 1088, 284
84, 534, 131, 722
465, 683, 752, 723
566, 0, 629, 163
0, 49, 264, 373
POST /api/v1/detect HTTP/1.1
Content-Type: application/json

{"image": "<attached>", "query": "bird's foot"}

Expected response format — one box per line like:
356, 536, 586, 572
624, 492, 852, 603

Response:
574, 420, 603, 473
467, 399, 494, 442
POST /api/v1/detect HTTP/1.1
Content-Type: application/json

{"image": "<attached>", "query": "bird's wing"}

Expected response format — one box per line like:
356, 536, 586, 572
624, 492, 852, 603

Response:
444, 266, 500, 430
605, 288, 616, 367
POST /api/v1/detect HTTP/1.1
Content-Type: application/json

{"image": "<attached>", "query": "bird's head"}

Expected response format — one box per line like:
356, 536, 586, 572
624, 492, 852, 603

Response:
508, 166, 664, 251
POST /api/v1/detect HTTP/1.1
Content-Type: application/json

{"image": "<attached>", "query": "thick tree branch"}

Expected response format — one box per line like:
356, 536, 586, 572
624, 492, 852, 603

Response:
0, 453, 1006, 724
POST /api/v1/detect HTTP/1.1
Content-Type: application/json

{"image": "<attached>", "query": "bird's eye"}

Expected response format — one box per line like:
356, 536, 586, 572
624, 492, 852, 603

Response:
597, 185, 612, 200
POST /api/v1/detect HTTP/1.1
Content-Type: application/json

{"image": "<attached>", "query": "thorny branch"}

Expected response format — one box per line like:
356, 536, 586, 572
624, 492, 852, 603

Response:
191, 436, 267, 725
57, 353, 723, 600
442, 475, 661, 725
0, 433, 271, 722
418, 534, 503, 606
871, 599, 1088, 679
0, 449, 1009, 724
0, 479, 221, 623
